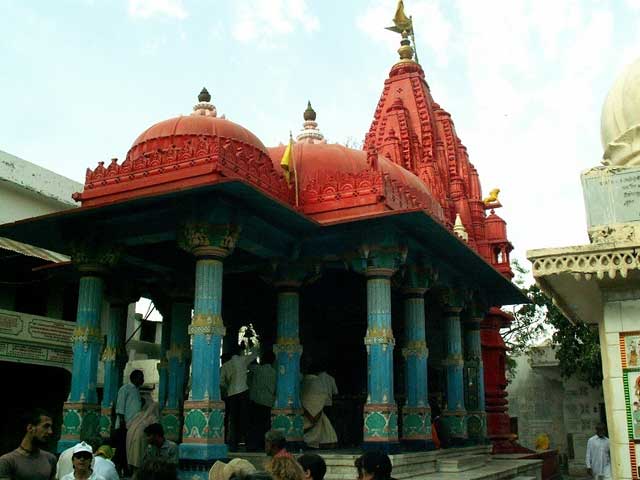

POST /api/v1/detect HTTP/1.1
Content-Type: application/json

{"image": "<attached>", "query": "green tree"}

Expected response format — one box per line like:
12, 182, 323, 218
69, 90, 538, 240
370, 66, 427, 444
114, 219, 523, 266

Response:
503, 260, 602, 387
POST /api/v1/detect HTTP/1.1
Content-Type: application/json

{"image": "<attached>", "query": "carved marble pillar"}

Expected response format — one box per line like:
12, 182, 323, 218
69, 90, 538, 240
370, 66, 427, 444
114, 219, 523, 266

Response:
441, 290, 468, 445
271, 282, 304, 444
464, 313, 487, 443
401, 296, 433, 448
99, 301, 128, 437
59, 251, 118, 451
177, 223, 239, 472
363, 266, 399, 450
162, 299, 192, 443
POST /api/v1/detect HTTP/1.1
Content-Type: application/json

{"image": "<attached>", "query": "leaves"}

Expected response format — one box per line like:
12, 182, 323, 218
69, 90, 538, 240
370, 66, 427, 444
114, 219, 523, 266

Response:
503, 260, 602, 387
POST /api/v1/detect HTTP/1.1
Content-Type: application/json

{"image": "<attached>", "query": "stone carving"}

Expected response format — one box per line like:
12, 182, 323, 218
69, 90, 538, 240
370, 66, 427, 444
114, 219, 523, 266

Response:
588, 223, 640, 244
530, 246, 640, 280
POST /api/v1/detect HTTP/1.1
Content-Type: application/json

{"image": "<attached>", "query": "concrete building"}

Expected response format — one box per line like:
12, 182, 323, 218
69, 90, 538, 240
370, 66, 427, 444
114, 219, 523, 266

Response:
507, 345, 604, 474
528, 57, 640, 479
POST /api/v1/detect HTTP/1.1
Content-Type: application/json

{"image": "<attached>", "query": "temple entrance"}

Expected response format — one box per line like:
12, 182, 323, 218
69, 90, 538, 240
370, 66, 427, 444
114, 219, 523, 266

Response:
0, 361, 70, 455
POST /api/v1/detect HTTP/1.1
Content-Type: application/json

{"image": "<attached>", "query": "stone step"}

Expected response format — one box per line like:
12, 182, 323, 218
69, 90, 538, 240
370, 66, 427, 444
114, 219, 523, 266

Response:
437, 454, 488, 472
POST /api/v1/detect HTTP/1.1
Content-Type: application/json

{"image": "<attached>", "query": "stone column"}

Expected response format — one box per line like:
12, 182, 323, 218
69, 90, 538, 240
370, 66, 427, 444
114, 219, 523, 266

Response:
363, 266, 399, 450
157, 315, 171, 411
401, 287, 433, 448
162, 299, 192, 442
59, 269, 106, 451
178, 223, 239, 470
99, 301, 128, 437
271, 282, 304, 445
441, 290, 468, 445
464, 313, 487, 443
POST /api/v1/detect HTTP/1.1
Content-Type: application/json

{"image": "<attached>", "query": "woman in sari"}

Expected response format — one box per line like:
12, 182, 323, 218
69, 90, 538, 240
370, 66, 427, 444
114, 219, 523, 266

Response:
301, 372, 337, 448
126, 394, 160, 470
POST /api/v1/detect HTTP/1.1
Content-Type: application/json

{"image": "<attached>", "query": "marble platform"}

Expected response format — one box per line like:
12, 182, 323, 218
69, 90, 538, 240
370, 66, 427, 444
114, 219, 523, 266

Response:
232, 446, 542, 480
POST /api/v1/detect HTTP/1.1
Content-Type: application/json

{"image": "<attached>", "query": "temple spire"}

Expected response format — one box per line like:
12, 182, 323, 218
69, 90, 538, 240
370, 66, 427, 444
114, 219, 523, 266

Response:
192, 87, 217, 117
296, 100, 326, 144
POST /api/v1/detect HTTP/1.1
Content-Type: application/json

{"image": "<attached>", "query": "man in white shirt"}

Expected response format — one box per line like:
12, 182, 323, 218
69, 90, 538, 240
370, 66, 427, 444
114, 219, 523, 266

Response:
220, 345, 258, 451
114, 369, 144, 474
586, 424, 611, 479
247, 351, 276, 451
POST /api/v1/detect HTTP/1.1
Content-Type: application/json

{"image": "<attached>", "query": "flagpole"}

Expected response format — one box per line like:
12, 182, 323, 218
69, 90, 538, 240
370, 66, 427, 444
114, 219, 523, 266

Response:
410, 16, 419, 65
291, 131, 299, 207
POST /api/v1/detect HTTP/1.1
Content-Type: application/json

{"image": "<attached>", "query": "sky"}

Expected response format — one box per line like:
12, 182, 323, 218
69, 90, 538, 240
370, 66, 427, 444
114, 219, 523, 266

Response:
2, 0, 640, 274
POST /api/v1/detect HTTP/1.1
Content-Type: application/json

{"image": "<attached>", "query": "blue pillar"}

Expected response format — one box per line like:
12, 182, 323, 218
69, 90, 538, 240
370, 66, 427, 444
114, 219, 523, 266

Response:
157, 316, 171, 411
180, 248, 228, 463
59, 274, 104, 451
100, 302, 127, 437
442, 299, 468, 445
271, 283, 304, 444
401, 287, 433, 448
163, 300, 191, 443
464, 315, 487, 443
363, 267, 399, 450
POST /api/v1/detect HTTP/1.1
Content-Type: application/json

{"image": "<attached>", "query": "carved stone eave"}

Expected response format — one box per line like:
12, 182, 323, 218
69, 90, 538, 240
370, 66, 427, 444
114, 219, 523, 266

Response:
527, 241, 640, 326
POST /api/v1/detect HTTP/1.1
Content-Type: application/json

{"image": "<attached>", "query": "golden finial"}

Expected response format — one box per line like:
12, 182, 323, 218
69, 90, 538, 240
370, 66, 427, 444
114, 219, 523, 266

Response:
386, 0, 419, 64
483, 188, 501, 205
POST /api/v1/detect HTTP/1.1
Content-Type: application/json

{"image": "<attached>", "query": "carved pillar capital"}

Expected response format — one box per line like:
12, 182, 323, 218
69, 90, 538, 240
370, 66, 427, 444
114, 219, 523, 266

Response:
178, 222, 241, 258
71, 242, 122, 274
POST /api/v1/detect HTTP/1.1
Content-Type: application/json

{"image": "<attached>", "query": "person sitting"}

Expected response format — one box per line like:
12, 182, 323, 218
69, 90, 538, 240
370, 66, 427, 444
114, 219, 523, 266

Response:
265, 430, 291, 458
92, 444, 119, 480
266, 457, 304, 480
60, 442, 105, 480
143, 423, 178, 465
354, 452, 394, 480
298, 453, 326, 480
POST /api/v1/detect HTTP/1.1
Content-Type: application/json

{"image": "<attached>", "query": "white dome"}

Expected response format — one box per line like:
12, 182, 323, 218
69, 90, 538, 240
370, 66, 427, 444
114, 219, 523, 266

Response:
601, 57, 640, 166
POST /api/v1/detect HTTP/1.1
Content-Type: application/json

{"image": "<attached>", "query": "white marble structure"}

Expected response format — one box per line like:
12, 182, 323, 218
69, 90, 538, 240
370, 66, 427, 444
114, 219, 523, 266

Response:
528, 57, 640, 480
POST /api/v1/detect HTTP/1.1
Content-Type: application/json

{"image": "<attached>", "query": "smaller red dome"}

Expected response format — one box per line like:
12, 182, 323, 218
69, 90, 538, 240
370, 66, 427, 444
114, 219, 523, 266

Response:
131, 115, 267, 153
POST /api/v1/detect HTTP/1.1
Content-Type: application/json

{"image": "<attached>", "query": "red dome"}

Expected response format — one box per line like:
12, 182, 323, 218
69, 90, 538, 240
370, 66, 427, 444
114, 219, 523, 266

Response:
131, 115, 267, 153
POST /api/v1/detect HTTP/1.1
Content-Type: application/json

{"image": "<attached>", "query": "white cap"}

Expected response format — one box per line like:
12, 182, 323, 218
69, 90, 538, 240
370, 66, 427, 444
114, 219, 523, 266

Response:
72, 441, 93, 456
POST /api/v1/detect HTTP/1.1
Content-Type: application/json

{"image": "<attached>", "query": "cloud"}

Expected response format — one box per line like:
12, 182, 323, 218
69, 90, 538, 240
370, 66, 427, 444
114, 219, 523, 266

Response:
128, 0, 188, 19
231, 0, 319, 46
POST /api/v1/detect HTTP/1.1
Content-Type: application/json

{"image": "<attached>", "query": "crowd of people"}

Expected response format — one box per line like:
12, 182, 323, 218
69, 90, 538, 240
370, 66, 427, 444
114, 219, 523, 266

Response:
0, 409, 398, 480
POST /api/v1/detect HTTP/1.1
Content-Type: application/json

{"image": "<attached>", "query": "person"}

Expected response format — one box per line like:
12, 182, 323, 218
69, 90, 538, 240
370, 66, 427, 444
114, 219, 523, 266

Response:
133, 458, 178, 480
60, 442, 105, 480
208, 458, 257, 480
57, 437, 114, 480
301, 368, 338, 448
126, 395, 160, 471
114, 369, 144, 473
354, 452, 393, 480
586, 423, 611, 479
0, 408, 56, 480
143, 423, 178, 465
265, 430, 291, 458
298, 454, 326, 480
266, 457, 304, 480
92, 443, 118, 480
248, 351, 277, 451
220, 344, 258, 450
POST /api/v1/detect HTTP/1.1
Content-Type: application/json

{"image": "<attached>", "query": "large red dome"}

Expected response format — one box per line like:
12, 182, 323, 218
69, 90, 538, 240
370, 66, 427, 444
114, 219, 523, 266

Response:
131, 115, 267, 154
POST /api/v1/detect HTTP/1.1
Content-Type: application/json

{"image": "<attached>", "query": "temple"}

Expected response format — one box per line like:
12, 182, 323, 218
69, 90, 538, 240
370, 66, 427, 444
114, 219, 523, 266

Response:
0, 7, 538, 479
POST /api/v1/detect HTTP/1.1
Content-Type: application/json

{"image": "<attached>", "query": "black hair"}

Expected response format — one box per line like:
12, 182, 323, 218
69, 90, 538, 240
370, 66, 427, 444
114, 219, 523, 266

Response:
144, 423, 165, 437
298, 453, 327, 480
23, 408, 51, 430
265, 430, 287, 450
354, 452, 392, 480
130, 369, 144, 382
133, 459, 178, 480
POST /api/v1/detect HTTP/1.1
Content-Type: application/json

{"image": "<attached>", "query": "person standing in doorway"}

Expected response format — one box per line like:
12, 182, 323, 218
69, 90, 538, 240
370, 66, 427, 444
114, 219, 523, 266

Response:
247, 351, 276, 451
220, 344, 258, 451
114, 369, 144, 473
0, 408, 56, 480
586, 423, 611, 479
